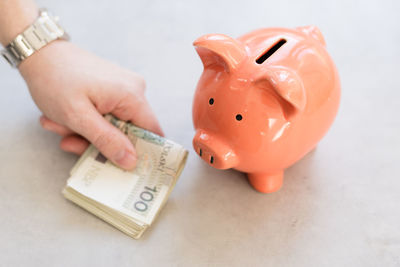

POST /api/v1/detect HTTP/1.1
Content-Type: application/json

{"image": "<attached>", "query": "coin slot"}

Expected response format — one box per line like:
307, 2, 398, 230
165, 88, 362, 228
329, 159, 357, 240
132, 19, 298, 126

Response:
256, 39, 286, 64
210, 156, 214, 164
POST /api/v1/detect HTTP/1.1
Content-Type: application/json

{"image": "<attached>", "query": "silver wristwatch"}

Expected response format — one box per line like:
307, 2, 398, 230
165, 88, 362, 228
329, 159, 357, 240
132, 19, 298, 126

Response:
1, 8, 69, 68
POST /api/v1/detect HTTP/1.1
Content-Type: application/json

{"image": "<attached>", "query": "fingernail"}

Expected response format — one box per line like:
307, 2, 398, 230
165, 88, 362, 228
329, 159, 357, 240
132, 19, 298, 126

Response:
114, 149, 136, 170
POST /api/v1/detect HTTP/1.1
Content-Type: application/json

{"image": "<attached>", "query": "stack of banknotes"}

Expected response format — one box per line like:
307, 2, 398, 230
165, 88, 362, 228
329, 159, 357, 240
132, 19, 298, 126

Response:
63, 115, 188, 239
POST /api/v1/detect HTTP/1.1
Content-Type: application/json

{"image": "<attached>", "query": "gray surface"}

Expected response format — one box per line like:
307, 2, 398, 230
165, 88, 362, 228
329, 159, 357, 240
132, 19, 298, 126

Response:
1, 0, 399, 266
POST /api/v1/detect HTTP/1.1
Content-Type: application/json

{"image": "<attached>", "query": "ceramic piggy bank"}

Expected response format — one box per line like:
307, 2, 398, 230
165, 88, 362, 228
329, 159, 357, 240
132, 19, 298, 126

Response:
192, 26, 340, 193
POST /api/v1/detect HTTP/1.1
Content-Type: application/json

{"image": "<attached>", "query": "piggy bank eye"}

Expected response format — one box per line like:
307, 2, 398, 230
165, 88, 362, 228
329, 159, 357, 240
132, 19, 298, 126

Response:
209, 98, 214, 105
236, 114, 243, 121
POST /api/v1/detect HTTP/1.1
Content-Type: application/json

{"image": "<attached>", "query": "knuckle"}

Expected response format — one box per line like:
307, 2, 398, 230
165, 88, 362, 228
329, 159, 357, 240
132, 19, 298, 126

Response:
136, 93, 147, 108
127, 91, 146, 110
126, 74, 146, 94
61, 100, 87, 126
92, 130, 119, 152
133, 73, 146, 89
63, 110, 81, 126
137, 75, 146, 91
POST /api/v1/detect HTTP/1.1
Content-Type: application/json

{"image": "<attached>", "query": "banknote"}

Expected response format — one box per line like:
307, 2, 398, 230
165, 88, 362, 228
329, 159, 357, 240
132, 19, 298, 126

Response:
63, 115, 188, 239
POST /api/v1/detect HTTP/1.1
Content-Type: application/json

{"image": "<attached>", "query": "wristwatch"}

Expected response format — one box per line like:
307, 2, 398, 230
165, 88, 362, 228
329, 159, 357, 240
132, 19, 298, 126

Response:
1, 8, 69, 68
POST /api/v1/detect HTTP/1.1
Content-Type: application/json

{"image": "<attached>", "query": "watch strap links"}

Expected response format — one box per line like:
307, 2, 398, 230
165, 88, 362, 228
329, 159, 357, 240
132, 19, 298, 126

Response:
1, 9, 69, 68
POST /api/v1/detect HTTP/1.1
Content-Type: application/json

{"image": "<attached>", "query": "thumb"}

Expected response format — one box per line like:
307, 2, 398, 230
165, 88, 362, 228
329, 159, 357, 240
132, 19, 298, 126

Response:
67, 106, 137, 170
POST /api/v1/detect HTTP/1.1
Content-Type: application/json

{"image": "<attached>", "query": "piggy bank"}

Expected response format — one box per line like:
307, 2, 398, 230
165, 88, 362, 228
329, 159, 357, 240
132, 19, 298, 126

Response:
192, 26, 340, 193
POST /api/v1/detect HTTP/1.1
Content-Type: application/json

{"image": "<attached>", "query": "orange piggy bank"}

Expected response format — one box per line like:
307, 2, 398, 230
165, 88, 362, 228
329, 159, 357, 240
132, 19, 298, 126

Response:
192, 26, 340, 193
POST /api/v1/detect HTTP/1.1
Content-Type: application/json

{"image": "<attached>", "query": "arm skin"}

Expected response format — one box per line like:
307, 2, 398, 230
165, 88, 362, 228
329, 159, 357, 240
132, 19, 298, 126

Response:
0, 0, 163, 170
0, 0, 38, 45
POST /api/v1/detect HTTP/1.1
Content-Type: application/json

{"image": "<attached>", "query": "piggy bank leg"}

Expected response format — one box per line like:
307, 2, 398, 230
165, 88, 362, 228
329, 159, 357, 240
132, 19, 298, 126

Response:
247, 171, 284, 193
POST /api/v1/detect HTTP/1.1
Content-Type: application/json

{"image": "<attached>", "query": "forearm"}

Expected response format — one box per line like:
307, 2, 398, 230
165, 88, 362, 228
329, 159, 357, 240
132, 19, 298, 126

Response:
0, 0, 38, 46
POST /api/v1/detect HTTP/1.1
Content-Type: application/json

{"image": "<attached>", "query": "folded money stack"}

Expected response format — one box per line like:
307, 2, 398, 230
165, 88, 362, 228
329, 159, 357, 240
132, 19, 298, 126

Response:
63, 115, 188, 239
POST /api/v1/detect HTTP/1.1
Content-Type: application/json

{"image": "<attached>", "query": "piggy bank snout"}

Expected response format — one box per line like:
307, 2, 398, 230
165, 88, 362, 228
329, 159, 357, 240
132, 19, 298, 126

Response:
193, 130, 238, 169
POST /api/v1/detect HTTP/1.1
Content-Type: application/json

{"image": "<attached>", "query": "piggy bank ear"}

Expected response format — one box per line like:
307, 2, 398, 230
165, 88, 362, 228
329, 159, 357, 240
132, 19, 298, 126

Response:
296, 25, 326, 47
254, 67, 306, 121
193, 34, 246, 72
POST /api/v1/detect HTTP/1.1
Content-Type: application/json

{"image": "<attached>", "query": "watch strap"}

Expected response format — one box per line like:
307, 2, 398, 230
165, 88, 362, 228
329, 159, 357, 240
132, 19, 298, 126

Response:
1, 9, 69, 68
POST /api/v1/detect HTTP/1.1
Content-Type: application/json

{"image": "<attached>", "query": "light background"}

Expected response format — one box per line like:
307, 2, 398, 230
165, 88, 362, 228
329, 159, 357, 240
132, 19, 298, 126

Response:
0, 0, 399, 266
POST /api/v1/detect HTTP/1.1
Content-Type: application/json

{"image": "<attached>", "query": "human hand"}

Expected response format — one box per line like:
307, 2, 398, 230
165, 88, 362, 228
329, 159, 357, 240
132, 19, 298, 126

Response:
19, 40, 163, 170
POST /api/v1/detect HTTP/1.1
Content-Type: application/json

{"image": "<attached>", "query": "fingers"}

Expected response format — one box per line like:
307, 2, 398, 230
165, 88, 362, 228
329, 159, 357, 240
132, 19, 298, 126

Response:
112, 94, 164, 137
129, 99, 164, 136
67, 105, 137, 170
60, 135, 89, 155
40, 115, 74, 136
88, 74, 164, 136
40, 115, 89, 155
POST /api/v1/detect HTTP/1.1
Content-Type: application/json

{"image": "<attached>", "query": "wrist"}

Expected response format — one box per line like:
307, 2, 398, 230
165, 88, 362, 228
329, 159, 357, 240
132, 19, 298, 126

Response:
2, 8, 69, 69
19, 39, 69, 78
0, 2, 38, 46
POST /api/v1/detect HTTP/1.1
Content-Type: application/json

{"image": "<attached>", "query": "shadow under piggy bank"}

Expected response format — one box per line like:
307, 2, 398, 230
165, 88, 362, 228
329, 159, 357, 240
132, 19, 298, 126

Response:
158, 149, 320, 263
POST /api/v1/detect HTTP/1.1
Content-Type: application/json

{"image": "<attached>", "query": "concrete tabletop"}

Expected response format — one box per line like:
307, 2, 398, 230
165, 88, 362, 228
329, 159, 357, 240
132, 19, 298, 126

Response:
1, 0, 399, 266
